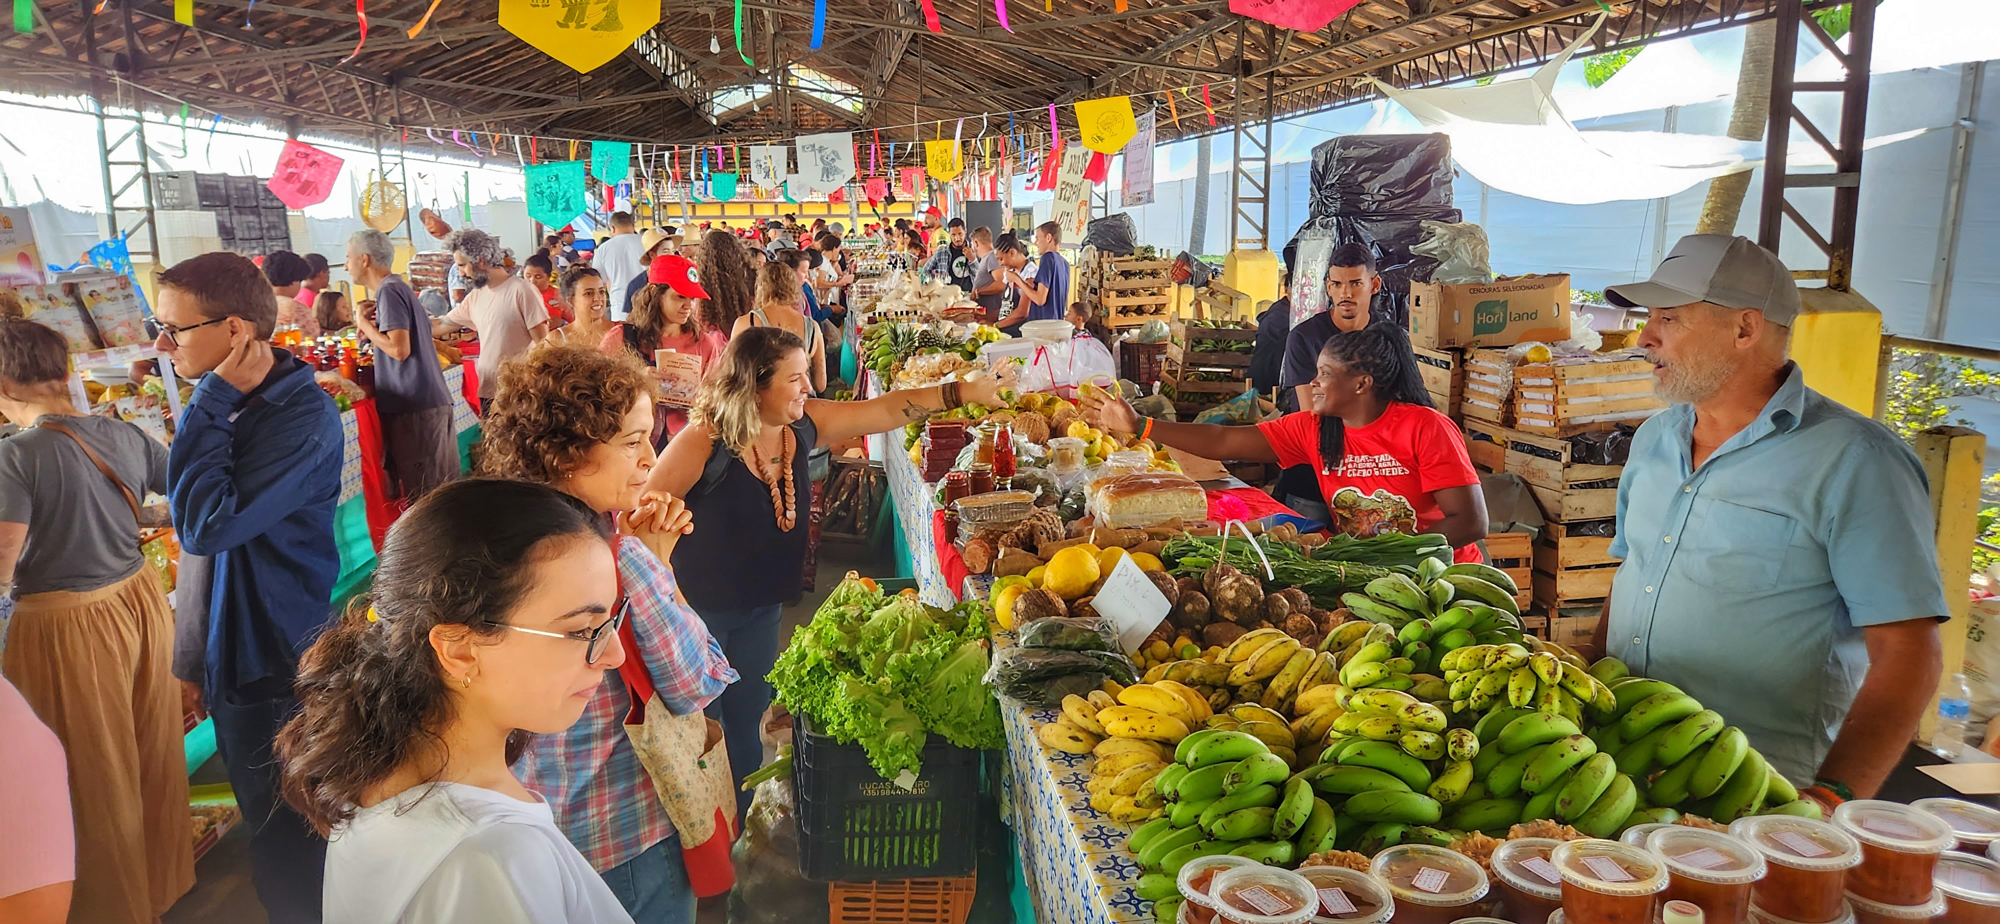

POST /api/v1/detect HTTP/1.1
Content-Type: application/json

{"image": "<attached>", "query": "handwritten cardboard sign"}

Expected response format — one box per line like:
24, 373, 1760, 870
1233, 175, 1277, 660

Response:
1049, 144, 1094, 242
267, 138, 343, 209
654, 349, 705, 407
525, 160, 587, 230
1090, 554, 1172, 655
795, 132, 855, 195
1075, 95, 1137, 154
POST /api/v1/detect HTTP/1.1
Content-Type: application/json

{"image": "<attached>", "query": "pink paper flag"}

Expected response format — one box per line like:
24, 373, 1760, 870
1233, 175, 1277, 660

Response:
1228, 0, 1360, 33
865, 177, 889, 204
266, 138, 343, 209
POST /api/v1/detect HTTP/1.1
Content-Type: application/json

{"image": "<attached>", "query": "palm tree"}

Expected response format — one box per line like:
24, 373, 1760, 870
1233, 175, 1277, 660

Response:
1695, 18, 1779, 234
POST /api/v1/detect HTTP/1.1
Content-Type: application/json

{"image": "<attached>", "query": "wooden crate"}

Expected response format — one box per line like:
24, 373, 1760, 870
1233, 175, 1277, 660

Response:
1462, 417, 1509, 474
1512, 356, 1665, 433
1533, 565, 1616, 608
1415, 346, 1464, 420
1189, 280, 1250, 322
1494, 425, 1624, 492
1484, 531, 1534, 611
1168, 319, 1257, 367
1527, 482, 1619, 523
1103, 290, 1173, 328
1533, 522, 1620, 570
1543, 613, 1602, 650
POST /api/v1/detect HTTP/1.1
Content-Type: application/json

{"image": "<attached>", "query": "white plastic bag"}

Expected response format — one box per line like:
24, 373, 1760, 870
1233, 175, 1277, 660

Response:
1017, 335, 1118, 399
1411, 220, 1495, 285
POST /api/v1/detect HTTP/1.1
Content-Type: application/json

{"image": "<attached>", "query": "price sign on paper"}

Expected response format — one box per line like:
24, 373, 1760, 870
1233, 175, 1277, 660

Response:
796, 132, 856, 195
1522, 857, 1561, 884
1772, 831, 1831, 858
1049, 145, 1094, 242
524, 161, 587, 229
1674, 849, 1730, 871
1412, 867, 1451, 893
1582, 857, 1635, 883
1122, 109, 1156, 207
267, 138, 343, 209
1318, 888, 1356, 915
1090, 554, 1171, 655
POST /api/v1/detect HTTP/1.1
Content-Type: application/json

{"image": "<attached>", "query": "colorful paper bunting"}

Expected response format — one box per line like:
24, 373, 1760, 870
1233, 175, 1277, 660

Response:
525, 161, 587, 228
338, 0, 367, 63
809, 0, 826, 48
795, 132, 856, 195
710, 172, 738, 201
500, 0, 659, 73
405, 0, 443, 37
733, 0, 753, 65
917, 0, 943, 32
1229, 0, 1361, 33
925, 140, 963, 181
174, 0, 193, 27
590, 140, 631, 183
1074, 95, 1137, 154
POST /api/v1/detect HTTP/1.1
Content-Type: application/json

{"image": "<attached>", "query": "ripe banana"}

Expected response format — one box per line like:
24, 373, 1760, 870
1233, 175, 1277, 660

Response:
1098, 705, 1191, 744
1508, 665, 1540, 708
1096, 749, 1166, 777
1237, 720, 1297, 751
1264, 649, 1320, 710
1230, 638, 1304, 686
1446, 728, 1480, 762
1400, 730, 1447, 761
1097, 736, 1170, 762
1292, 705, 1345, 747
1119, 684, 1195, 724
1398, 702, 1449, 734
1063, 694, 1106, 735
1223, 628, 1287, 662
1497, 713, 1581, 754
1153, 679, 1214, 724
1111, 761, 1167, 796
1041, 720, 1100, 753
1589, 656, 1631, 684
1349, 688, 1421, 716
1293, 682, 1346, 718
1427, 759, 1475, 805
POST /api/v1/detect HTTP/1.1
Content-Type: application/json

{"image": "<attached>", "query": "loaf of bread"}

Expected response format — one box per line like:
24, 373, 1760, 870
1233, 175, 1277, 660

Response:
1087, 472, 1207, 529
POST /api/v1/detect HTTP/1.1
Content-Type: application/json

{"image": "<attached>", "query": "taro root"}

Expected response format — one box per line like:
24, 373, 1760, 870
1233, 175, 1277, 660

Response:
1014, 588, 1067, 624
1280, 612, 1316, 640
1209, 573, 1264, 626
1146, 571, 1181, 606
1176, 577, 1204, 601
1261, 593, 1294, 624
1202, 621, 1248, 648
1071, 596, 1102, 621
1172, 590, 1212, 629
1276, 588, 1313, 613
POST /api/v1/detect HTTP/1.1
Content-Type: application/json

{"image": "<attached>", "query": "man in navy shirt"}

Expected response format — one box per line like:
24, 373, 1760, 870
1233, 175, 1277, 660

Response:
156, 252, 342, 923
1002, 221, 1070, 326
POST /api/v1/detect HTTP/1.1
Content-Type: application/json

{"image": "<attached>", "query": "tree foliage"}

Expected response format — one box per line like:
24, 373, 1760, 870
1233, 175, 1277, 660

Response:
1585, 48, 1643, 88
1880, 348, 2000, 571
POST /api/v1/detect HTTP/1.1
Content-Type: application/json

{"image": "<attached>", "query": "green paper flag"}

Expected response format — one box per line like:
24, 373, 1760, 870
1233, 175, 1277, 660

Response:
710, 172, 738, 201
14, 0, 32, 34
590, 141, 630, 183
524, 161, 587, 229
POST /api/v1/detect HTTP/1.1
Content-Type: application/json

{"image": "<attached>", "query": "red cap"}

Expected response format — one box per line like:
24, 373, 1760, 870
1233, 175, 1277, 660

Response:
925, 206, 943, 218
648, 254, 710, 299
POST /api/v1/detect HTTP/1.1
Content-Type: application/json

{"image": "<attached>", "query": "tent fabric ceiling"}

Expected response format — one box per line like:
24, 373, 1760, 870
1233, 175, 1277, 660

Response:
0, 0, 1784, 156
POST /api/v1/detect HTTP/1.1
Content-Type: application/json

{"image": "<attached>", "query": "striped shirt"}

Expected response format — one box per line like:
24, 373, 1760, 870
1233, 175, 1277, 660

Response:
514, 535, 738, 872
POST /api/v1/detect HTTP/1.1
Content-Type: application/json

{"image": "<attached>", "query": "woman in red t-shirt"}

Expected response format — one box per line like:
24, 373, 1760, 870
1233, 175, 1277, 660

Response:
1085, 324, 1490, 562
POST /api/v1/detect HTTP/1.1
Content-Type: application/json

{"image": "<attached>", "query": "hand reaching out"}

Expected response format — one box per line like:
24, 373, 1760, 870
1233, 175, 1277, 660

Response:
1080, 390, 1141, 437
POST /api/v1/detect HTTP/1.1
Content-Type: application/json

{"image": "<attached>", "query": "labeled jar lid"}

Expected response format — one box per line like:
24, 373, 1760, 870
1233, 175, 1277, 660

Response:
1750, 903, 1854, 924
1294, 866, 1395, 924
1180, 855, 1261, 908
1490, 837, 1564, 901
1664, 899, 1706, 924
1912, 798, 2000, 848
1935, 853, 2000, 908
1621, 823, 1677, 848
1842, 889, 1945, 921
1645, 826, 1768, 885
1729, 815, 1863, 872
1551, 838, 1669, 897
1369, 844, 1491, 908
1833, 801, 1956, 855
1209, 865, 1320, 924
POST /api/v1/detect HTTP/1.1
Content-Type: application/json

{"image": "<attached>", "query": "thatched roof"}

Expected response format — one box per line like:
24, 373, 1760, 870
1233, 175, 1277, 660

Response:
0, 0, 1783, 157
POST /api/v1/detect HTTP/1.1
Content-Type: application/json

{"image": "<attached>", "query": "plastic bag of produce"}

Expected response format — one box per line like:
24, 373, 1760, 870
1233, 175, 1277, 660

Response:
1967, 573, 2000, 748
985, 647, 1135, 704
1410, 220, 1494, 285
1192, 389, 1269, 425
726, 773, 828, 924
1016, 335, 1118, 399
1017, 616, 1118, 652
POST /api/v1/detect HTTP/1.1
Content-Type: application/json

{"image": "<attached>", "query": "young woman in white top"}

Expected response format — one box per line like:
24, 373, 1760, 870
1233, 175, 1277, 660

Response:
277, 478, 685, 924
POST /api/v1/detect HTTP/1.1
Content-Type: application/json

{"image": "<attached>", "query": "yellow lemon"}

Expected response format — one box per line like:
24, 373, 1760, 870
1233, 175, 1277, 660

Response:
1044, 546, 1103, 600
1129, 552, 1165, 573
1097, 546, 1129, 575
992, 583, 1028, 630
1026, 564, 1048, 587
1066, 420, 1094, 440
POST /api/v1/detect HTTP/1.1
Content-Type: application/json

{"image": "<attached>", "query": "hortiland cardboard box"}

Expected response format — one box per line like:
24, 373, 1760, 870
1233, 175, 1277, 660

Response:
1409, 274, 1571, 349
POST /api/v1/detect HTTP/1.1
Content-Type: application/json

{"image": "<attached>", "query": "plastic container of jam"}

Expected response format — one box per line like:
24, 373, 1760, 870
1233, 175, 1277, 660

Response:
1647, 826, 1768, 924
1297, 866, 1396, 924
1491, 838, 1566, 924
1749, 903, 1854, 924
1730, 815, 1863, 924
1209, 865, 1320, 924
1372, 844, 1492, 924
1935, 852, 2000, 924
1833, 801, 1956, 907
1551, 838, 1668, 924
1663, 899, 1706, 924
1912, 799, 2000, 854
1182, 856, 1263, 908
1841, 889, 1943, 924
1184, 899, 1221, 924
1622, 824, 1677, 848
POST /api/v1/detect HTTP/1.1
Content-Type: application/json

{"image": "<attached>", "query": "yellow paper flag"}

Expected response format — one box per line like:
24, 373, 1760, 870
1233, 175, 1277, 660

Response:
925, 140, 964, 181
500, 0, 659, 73
174, 0, 193, 26
1074, 95, 1137, 154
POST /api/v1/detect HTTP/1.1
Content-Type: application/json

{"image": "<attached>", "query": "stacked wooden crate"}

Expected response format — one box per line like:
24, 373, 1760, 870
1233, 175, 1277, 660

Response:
1099, 256, 1175, 329
1500, 427, 1624, 617
1461, 417, 1510, 475
1460, 349, 1513, 426
1163, 317, 1255, 418
1511, 354, 1664, 436
1483, 531, 1534, 613
1414, 346, 1465, 421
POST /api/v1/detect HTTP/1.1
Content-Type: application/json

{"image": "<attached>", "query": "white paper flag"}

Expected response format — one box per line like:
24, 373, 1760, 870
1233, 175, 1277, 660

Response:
749, 145, 787, 189
794, 132, 856, 196
1122, 109, 1156, 207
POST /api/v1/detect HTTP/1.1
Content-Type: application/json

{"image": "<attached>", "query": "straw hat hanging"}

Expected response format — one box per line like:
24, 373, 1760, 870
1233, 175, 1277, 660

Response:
360, 173, 408, 232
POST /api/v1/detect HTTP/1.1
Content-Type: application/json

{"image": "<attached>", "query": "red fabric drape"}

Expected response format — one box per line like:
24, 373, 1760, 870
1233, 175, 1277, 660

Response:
350, 399, 398, 549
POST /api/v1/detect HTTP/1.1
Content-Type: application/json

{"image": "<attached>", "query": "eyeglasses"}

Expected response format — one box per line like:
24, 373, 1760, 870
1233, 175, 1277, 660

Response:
499, 598, 629, 665
157, 315, 229, 347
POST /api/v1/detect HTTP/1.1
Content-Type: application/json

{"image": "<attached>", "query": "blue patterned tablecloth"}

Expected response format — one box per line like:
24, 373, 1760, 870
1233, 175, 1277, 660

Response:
866, 378, 956, 609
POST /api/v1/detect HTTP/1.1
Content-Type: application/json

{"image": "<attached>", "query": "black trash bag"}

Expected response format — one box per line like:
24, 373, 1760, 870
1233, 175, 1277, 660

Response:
1082, 213, 1140, 256
726, 773, 828, 924
1307, 133, 1455, 217
1176, 251, 1221, 289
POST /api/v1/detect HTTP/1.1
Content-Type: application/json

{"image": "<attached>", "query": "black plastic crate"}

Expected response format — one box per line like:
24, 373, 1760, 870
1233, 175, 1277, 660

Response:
261, 208, 291, 239
197, 173, 230, 208
213, 209, 239, 240
258, 183, 285, 209
152, 172, 201, 210
228, 175, 261, 208
266, 235, 292, 254
791, 712, 979, 882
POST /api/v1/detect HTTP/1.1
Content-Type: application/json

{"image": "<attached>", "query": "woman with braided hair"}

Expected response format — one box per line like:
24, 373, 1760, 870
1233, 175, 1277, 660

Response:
1082, 322, 1490, 562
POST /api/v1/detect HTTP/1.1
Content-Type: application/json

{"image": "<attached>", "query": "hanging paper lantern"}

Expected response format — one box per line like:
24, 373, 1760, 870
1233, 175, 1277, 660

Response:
360, 174, 407, 232
500, 0, 660, 73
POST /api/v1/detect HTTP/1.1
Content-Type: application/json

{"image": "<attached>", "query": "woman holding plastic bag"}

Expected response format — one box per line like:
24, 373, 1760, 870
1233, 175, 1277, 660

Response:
1082, 324, 1490, 561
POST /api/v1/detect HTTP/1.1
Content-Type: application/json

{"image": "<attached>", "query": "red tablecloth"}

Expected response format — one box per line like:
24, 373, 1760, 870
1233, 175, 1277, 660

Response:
460, 359, 480, 415
350, 398, 398, 550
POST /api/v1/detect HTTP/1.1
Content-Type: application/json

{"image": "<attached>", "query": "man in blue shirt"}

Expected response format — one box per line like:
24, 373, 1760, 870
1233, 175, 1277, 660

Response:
1592, 234, 1946, 801
156, 252, 343, 923
1004, 220, 1070, 325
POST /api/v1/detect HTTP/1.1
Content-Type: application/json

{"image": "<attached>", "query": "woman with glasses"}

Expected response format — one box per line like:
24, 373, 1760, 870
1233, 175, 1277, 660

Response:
475, 341, 735, 924
276, 478, 638, 923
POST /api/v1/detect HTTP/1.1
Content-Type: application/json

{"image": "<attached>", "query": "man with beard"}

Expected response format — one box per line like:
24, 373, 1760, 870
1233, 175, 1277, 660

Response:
433, 228, 551, 404
1591, 234, 1944, 803
1276, 244, 1385, 521
923, 218, 976, 293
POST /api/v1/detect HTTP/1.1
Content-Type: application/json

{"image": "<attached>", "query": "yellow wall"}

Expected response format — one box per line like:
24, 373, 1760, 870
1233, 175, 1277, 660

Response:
1789, 287, 1882, 414
681, 199, 914, 229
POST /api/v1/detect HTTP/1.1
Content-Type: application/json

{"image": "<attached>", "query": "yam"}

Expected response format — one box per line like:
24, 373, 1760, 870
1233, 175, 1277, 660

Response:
1129, 539, 1167, 559
1211, 575, 1264, 626
1261, 593, 1295, 624
1174, 591, 1212, 628
1280, 612, 1316, 640
1296, 532, 1328, 549
1038, 535, 1095, 558
1175, 577, 1204, 601
961, 538, 996, 574
994, 548, 1043, 577
1276, 588, 1313, 613
1088, 527, 1146, 549
1144, 525, 1185, 542
1145, 571, 1180, 607
1201, 621, 1248, 648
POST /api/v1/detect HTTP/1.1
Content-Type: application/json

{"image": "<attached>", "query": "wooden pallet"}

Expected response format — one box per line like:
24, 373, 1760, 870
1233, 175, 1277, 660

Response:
1415, 346, 1465, 421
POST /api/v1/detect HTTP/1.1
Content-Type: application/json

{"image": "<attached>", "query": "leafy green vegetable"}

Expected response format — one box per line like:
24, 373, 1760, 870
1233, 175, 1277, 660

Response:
768, 574, 1004, 780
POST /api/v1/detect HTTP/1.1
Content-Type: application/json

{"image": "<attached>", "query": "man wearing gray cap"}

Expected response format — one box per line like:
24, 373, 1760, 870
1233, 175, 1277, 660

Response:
1590, 234, 1945, 802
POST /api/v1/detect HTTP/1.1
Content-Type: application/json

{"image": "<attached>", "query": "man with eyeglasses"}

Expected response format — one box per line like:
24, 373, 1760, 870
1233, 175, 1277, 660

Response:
155, 251, 342, 924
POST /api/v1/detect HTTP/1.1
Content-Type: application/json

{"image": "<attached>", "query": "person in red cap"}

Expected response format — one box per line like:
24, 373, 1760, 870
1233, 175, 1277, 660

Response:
920, 205, 943, 248
604, 254, 726, 443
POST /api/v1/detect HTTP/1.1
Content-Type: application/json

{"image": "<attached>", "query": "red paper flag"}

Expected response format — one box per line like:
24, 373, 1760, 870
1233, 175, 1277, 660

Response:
865, 177, 889, 204
266, 138, 343, 209
338, 0, 368, 64
916, 0, 942, 32
1084, 151, 1110, 183
1228, 0, 1360, 33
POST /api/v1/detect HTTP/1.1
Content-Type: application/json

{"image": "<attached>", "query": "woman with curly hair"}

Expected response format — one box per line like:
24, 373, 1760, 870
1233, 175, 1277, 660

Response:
277, 479, 637, 922
690, 229, 754, 337
651, 328, 1004, 811
475, 340, 735, 922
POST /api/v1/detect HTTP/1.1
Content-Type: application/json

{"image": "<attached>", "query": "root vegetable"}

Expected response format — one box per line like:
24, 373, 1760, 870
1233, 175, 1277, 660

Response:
1202, 621, 1248, 648
1014, 588, 1067, 624
1129, 539, 1166, 558
961, 538, 996, 573
1173, 590, 1212, 628
1210, 574, 1265, 626
1088, 527, 1146, 549
994, 548, 1043, 577
1037, 535, 1093, 558
1261, 593, 1294, 624
1280, 612, 1316, 640
1146, 571, 1180, 606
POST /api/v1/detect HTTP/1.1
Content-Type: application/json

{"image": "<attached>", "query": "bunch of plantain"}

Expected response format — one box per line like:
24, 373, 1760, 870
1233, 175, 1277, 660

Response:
1057, 681, 1215, 823
1340, 559, 1526, 675
1440, 637, 1617, 722
1126, 726, 1343, 891
1587, 671, 1816, 824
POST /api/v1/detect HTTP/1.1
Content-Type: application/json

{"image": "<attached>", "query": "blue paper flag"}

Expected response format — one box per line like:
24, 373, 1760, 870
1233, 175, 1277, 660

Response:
710, 172, 739, 201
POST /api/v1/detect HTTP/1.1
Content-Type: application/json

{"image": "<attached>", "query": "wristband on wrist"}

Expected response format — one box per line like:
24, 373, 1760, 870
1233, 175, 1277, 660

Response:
1804, 782, 1848, 807
940, 380, 962, 411
1140, 416, 1155, 441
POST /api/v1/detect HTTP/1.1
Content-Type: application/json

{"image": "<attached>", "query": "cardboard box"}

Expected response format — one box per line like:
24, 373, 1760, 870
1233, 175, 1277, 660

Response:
1410, 274, 1571, 349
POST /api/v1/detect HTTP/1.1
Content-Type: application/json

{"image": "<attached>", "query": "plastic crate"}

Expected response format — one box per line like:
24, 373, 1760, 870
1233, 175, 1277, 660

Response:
228, 175, 261, 208
152, 172, 202, 210
792, 712, 979, 882
1120, 340, 1168, 388
258, 183, 285, 209
261, 208, 291, 239
828, 878, 975, 924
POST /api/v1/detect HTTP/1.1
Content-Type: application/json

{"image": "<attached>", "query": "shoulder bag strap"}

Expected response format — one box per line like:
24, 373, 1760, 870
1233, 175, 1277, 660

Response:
610, 541, 660, 706
38, 419, 142, 522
